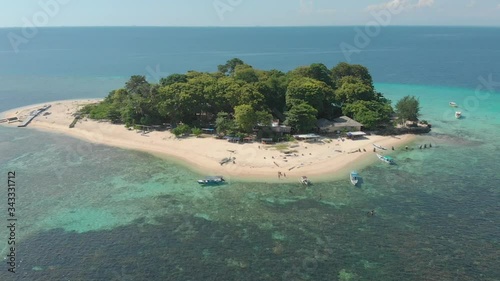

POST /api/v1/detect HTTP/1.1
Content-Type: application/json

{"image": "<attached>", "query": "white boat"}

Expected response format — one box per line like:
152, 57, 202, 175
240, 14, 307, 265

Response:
299, 176, 311, 185
449, 102, 458, 107
198, 176, 225, 185
372, 144, 387, 150
455, 111, 462, 119
350, 171, 360, 186
377, 154, 395, 164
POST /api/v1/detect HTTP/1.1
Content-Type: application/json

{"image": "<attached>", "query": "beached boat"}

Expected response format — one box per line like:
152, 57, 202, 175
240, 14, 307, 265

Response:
350, 171, 360, 186
455, 111, 462, 119
377, 154, 395, 164
299, 176, 311, 186
449, 102, 458, 107
219, 157, 232, 165
198, 176, 225, 185
372, 144, 387, 150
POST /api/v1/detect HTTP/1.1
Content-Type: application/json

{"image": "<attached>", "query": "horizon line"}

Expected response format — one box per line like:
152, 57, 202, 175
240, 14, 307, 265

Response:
1, 24, 499, 29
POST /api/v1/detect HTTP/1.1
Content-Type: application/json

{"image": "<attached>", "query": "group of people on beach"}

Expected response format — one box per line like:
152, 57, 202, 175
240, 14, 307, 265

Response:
278, 171, 286, 179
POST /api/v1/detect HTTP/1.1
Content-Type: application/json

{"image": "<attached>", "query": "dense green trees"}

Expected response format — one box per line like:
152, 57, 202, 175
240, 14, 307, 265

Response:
218, 58, 244, 75
171, 124, 191, 137
234, 105, 272, 133
285, 77, 334, 118
331, 62, 373, 88
160, 74, 188, 87
284, 103, 318, 133
343, 100, 392, 129
83, 59, 398, 134
395, 96, 420, 123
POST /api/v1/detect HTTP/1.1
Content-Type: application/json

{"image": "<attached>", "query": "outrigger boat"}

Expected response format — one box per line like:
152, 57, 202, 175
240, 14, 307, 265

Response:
449, 102, 458, 107
219, 157, 232, 165
377, 154, 395, 164
455, 111, 462, 119
372, 144, 387, 150
299, 176, 311, 186
198, 176, 225, 185
350, 171, 360, 186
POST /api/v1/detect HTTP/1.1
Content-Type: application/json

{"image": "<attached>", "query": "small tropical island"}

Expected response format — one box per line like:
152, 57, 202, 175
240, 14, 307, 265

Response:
1, 59, 430, 182
81, 59, 428, 136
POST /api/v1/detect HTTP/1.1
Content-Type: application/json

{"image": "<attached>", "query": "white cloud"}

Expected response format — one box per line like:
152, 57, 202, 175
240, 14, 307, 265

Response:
366, 0, 434, 12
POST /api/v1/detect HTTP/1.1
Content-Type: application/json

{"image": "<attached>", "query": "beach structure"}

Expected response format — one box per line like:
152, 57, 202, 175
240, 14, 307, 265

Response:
225, 136, 240, 143
257, 120, 291, 136
316, 116, 363, 134
346, 131, 367, 139
0, 117, 18, 124
18, 105, 51, 127
261, 138, 274, 144
293, 134, 321, 141
270, 120, 291, 134
243, 137, 254, 143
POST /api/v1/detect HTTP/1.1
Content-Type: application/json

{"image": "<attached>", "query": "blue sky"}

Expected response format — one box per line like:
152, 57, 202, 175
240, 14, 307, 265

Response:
1, 0, 499, 27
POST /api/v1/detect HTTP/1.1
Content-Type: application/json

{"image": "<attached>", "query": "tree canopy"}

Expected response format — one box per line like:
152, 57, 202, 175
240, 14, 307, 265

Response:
395, 95, 420, 123
284, 102, 318, 133
82, 59, 397, 134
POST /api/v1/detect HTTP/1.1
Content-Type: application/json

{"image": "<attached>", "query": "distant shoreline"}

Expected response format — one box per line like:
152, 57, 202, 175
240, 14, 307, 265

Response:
1, 100, 416, 183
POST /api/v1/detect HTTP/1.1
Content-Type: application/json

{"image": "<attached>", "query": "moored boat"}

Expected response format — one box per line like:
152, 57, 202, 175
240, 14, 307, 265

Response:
299, 176, 311, 185
449, 102, 458, 107
455, 111, 462, 119
377, 154, 395, 164
198, 176, 225, 185
373, 144, 387, 150
350, 171, 359, 186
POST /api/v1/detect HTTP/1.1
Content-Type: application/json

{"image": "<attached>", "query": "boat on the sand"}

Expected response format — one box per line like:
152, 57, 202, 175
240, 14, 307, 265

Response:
373, 144, 387, 150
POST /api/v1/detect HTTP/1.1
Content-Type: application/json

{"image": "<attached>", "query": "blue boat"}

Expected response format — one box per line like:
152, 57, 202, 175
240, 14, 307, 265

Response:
198, 176, 225, 185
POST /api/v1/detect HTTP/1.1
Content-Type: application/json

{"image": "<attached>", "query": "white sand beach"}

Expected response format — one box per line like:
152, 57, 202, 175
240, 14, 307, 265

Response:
1, 100, 416, 182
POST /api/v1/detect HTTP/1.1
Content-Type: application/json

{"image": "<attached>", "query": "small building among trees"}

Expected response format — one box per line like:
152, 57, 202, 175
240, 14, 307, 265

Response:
316, 116, 363, 134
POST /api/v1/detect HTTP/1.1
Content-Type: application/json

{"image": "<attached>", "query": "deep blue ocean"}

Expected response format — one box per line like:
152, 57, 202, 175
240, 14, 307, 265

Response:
0, 27, 499, 280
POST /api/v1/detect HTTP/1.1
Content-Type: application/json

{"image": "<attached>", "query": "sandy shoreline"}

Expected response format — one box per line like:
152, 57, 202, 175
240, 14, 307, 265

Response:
1, 100, 416, 183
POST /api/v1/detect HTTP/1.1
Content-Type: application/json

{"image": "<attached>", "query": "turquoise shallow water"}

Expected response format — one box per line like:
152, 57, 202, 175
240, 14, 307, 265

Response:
0, 26, 499, 280
0, 83, 499, 280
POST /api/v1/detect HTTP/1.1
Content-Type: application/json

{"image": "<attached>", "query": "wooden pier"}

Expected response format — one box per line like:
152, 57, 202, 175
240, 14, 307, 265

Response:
18, 105, 51, 127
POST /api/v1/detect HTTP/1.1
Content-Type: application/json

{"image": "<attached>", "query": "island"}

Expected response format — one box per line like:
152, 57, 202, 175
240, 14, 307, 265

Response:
1, 60, 429, 182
